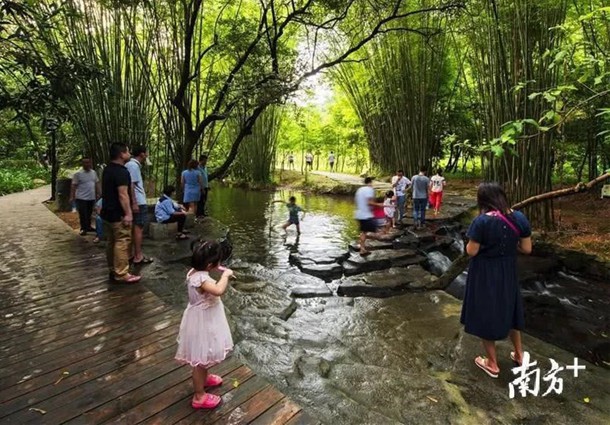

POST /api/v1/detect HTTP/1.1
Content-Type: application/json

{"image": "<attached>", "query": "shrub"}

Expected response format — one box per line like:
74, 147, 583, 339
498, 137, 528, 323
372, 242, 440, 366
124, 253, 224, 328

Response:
0, 161, 50, 195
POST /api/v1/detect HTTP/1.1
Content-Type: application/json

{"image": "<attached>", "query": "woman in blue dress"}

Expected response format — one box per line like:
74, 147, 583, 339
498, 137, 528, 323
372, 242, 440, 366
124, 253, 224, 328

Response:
461, 182, 532, 378
181, 159, 204, 212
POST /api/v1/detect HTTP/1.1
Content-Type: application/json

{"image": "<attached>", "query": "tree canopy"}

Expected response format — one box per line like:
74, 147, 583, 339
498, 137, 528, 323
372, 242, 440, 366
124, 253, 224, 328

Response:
1, 0, 609, 226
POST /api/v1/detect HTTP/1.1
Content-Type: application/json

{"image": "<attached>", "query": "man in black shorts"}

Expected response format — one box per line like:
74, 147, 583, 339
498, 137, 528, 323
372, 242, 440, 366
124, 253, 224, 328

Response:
354, 177, 382, 256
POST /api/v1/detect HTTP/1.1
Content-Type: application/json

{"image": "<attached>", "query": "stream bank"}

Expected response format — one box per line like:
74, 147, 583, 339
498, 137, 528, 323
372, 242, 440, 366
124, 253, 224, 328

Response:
77, 186, 609, 424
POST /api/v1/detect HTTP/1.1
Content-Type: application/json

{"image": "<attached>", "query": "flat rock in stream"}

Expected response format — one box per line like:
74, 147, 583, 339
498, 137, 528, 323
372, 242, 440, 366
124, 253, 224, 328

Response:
342, 249, 425, 276
392, 233, 420, 249
419, 235, 456, 252
291, 285, 333, 298
405, 228, 436, 243
337, 265, 438, 297
289, 247, 348, 267
349, 240, 394, 252
298, 262, 344, 281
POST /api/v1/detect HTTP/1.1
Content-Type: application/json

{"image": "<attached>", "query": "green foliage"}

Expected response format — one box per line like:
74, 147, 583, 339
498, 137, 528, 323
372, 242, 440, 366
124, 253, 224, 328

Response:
0, 160, 49, 195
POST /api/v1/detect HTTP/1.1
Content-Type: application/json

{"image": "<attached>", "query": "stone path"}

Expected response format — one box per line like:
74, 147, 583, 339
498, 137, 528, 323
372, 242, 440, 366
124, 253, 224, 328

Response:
0, 187, 315, 424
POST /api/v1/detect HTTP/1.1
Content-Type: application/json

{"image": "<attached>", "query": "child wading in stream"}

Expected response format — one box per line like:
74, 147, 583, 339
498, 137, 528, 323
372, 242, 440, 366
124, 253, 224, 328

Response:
175, 240, 235, 410
273, 196, 306, 234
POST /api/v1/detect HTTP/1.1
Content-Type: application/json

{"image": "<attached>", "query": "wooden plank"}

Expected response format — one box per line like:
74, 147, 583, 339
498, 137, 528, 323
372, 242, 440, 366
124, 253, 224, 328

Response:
0, 284, 151, 329
177, 375, 271, 425
0, 314, 179, 389
98, 357, 246, 425
0, 303, 173, 371
211, 386, 286, 425
284, 411, 321, 425
0, 284, 149, 334
16, 344, 183, 424
1, 291, 158, 355
0, 332, 177, 418
248, 397, 302, 425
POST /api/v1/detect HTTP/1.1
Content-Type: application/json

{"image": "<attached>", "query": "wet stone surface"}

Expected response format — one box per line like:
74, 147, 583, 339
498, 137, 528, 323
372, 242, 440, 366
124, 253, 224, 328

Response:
342, 249, 426, 276
336, 265, 438, 297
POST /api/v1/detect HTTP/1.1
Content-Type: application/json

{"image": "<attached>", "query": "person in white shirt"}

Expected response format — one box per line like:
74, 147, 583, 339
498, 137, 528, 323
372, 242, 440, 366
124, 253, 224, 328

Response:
391, 169, 411, 222
429, 168, 447, 216
328, 151, 336, 172
287, 152, 295, 170
305, 152, 314, 170
70, 157, 100, 235
354, 177, 383, 256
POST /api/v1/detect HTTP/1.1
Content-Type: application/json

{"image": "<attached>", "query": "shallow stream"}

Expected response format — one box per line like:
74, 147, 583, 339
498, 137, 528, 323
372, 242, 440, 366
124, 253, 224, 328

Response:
141, 186, 609, 424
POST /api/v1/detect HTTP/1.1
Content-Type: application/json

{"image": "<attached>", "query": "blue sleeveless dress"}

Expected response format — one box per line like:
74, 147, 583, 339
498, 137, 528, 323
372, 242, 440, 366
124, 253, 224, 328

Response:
181, 169, 201, 203
460, 211, 532, 341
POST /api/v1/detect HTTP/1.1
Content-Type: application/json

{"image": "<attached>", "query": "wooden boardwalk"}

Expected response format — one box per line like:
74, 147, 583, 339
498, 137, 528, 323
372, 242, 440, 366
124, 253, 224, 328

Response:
0, 187, 315, 425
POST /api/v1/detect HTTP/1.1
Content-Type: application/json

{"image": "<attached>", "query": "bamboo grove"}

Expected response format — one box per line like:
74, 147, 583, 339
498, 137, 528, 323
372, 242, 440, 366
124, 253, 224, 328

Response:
1, 0, 609, 227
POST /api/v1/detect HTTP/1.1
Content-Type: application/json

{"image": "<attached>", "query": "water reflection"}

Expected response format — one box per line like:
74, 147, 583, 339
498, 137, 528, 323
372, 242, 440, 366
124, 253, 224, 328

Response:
207, 187, 358, 269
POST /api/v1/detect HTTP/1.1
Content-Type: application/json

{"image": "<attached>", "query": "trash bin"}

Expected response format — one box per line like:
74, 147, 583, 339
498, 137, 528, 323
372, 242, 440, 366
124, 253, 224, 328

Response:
56, 178, 73, 212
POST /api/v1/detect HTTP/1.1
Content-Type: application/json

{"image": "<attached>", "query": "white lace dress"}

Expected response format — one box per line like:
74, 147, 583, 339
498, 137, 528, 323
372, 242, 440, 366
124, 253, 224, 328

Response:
175, 270, 233, 367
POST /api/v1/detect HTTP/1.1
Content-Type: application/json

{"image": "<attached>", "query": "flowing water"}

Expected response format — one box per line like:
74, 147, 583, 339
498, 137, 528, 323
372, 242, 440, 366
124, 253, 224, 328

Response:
142, 186, 610, 424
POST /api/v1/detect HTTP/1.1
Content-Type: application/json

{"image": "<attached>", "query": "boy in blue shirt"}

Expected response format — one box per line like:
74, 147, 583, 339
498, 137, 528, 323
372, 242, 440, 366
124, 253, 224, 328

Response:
273, 196, 306, 234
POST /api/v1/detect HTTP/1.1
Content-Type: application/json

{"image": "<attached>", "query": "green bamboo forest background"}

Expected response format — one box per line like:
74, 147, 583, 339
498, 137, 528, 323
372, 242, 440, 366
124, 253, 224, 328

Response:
0, 0, 609, 227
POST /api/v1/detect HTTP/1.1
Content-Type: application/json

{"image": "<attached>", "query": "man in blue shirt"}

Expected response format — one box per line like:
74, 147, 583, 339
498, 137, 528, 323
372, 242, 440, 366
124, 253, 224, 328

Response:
196, 154, 209, 218
125, 146, 152, 264
155, 185, 188, 240
411, 166, 431, 229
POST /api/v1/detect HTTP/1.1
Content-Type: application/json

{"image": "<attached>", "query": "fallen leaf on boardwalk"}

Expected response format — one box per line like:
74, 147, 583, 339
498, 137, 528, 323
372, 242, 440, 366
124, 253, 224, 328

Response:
54, 371, 70, 385
232, 379, 240, 388
29, 408, 46, 415
583, 397, 590, 403
426, 396, 438, 403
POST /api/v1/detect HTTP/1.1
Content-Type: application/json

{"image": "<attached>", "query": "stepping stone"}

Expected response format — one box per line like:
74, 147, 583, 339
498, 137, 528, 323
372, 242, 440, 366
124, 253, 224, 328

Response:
289, 248, 348, 267
349, 240, 394, 252
337, 265, 438, 297
298, 262, 344, 281
342, 249, 425, 276
434, 223, 462, 235
291, 285, 333, 298
393, 234, 420, 249
419, 236, 456, 253
406, 228, 435, 243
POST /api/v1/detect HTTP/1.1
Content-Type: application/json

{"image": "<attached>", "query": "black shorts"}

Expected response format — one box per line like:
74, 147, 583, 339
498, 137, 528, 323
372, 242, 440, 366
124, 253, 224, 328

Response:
133, 205, 149, 227
358, 219, 377, 233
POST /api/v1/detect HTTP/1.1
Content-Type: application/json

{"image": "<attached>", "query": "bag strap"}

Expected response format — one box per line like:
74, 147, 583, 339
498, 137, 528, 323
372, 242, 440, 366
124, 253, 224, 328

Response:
489, 211, 521, 237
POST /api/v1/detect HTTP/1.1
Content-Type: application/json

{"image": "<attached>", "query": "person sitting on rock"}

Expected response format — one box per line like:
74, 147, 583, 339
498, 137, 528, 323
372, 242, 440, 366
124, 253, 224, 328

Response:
155, 185, 189, 240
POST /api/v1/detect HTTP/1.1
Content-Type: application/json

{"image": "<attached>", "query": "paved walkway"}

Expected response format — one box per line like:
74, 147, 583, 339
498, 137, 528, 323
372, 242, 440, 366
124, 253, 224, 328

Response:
0, 186, 314, 424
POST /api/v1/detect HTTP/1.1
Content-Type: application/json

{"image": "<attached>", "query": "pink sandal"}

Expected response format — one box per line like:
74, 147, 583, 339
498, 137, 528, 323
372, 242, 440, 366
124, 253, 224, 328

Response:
205, 374, 223, 387
192, 393, 221, 409
474, 356, 499, 378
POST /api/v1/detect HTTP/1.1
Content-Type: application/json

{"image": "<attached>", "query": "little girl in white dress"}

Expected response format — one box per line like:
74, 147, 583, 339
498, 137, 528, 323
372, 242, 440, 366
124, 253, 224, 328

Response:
175, 240, 234, 410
